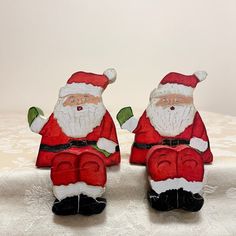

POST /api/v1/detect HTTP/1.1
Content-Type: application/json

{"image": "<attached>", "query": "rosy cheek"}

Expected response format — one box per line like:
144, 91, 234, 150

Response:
63, 98, 74, 106
63, 99, 69, 106
155, 101, 162, 106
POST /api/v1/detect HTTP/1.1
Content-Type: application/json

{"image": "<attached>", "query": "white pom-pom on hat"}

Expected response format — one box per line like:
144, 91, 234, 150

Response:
194, 71, 208, 82
103, 68, 117, 84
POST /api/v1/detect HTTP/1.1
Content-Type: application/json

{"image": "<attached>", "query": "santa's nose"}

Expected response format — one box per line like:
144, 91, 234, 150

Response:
170, 106, 175, 110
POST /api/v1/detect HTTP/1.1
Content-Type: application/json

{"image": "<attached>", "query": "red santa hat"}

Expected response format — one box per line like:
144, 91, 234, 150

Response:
59, 68, 117, 98
150, 71, 207, 100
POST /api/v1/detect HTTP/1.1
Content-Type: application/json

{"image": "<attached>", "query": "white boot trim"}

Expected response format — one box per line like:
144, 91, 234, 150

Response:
150, 177, 203, 194
53, 181, 105, 201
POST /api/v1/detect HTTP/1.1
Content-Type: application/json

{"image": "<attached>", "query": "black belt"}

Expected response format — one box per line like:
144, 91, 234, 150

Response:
40, 140, 120, 153
133, 139, 190, 149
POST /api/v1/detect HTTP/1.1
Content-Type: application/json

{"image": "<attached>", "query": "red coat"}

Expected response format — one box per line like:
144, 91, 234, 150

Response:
130, 111, 213, 165
36, 111, 120, 167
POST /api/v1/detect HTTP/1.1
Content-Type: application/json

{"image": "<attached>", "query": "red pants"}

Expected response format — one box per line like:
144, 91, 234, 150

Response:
51, 147, 107, 187
146, 145, 204, 182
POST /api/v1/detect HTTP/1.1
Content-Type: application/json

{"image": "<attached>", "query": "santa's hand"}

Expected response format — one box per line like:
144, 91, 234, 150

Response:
28, 107, 44, 126
116, 107, 138, 133
92, 145, 111, 157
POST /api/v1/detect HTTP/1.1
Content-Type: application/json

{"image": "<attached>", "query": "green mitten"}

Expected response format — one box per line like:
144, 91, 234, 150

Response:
116, 106, 134, 127
92, 145, 111, 157
27, 107, 44, 126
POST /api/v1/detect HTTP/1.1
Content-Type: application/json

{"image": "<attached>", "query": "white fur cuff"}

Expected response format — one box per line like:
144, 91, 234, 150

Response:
97, 137, 117, 154
150, 177, 203, 194
30, 115, 48, 133
121, 116, 138, 133
53, 181, 105, 201
190, 137, 208, 152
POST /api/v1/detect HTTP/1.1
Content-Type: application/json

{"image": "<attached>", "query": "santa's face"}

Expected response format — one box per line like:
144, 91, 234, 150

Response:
146, 93, 196, 137
54, 93, 106, 138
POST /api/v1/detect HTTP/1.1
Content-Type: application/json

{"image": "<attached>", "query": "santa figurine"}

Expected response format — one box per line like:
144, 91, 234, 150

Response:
117, 71, 213, 212
28, 69, 120, 216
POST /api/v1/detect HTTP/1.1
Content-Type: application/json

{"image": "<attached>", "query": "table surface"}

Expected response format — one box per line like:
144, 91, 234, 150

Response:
0, 111, 236, 236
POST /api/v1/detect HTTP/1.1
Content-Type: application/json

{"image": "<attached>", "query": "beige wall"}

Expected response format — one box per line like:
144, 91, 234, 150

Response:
1, 0, 236, 116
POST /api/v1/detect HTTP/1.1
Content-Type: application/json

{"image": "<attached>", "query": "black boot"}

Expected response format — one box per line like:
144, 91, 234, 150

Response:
52, 196, 79, 215
78, 194, 106, 216
147, 189, 177, 211
178, 188, 204, 212
52, 194, 106, 216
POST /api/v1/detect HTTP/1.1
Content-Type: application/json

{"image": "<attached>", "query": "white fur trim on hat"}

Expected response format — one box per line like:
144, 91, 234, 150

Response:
121, 116, 138, 133
53, 181, 105, 201
149, 88, 158, 102
97, 137, 117, 154
103, 68, 117, 84
150, 83, 194, 99
190, 137, 208, 152
150, 177, 203, 194
30, 115, 48, 133
59, 83, 103, 98
194, 71, 207, 81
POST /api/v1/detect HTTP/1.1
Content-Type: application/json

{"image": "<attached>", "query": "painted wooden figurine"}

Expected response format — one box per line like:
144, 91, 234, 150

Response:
28, 69, 120, 215
117, 71, 213, 212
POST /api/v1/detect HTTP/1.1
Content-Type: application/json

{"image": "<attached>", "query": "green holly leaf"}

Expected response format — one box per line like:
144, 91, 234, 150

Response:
92, 145, 111, 157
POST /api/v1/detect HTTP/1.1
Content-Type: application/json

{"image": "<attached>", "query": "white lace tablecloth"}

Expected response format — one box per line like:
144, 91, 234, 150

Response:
0, 111, 236, 236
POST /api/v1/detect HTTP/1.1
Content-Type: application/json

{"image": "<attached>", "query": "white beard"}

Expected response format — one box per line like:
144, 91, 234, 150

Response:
146, 103, 196, 137
53, 99, 106, 138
